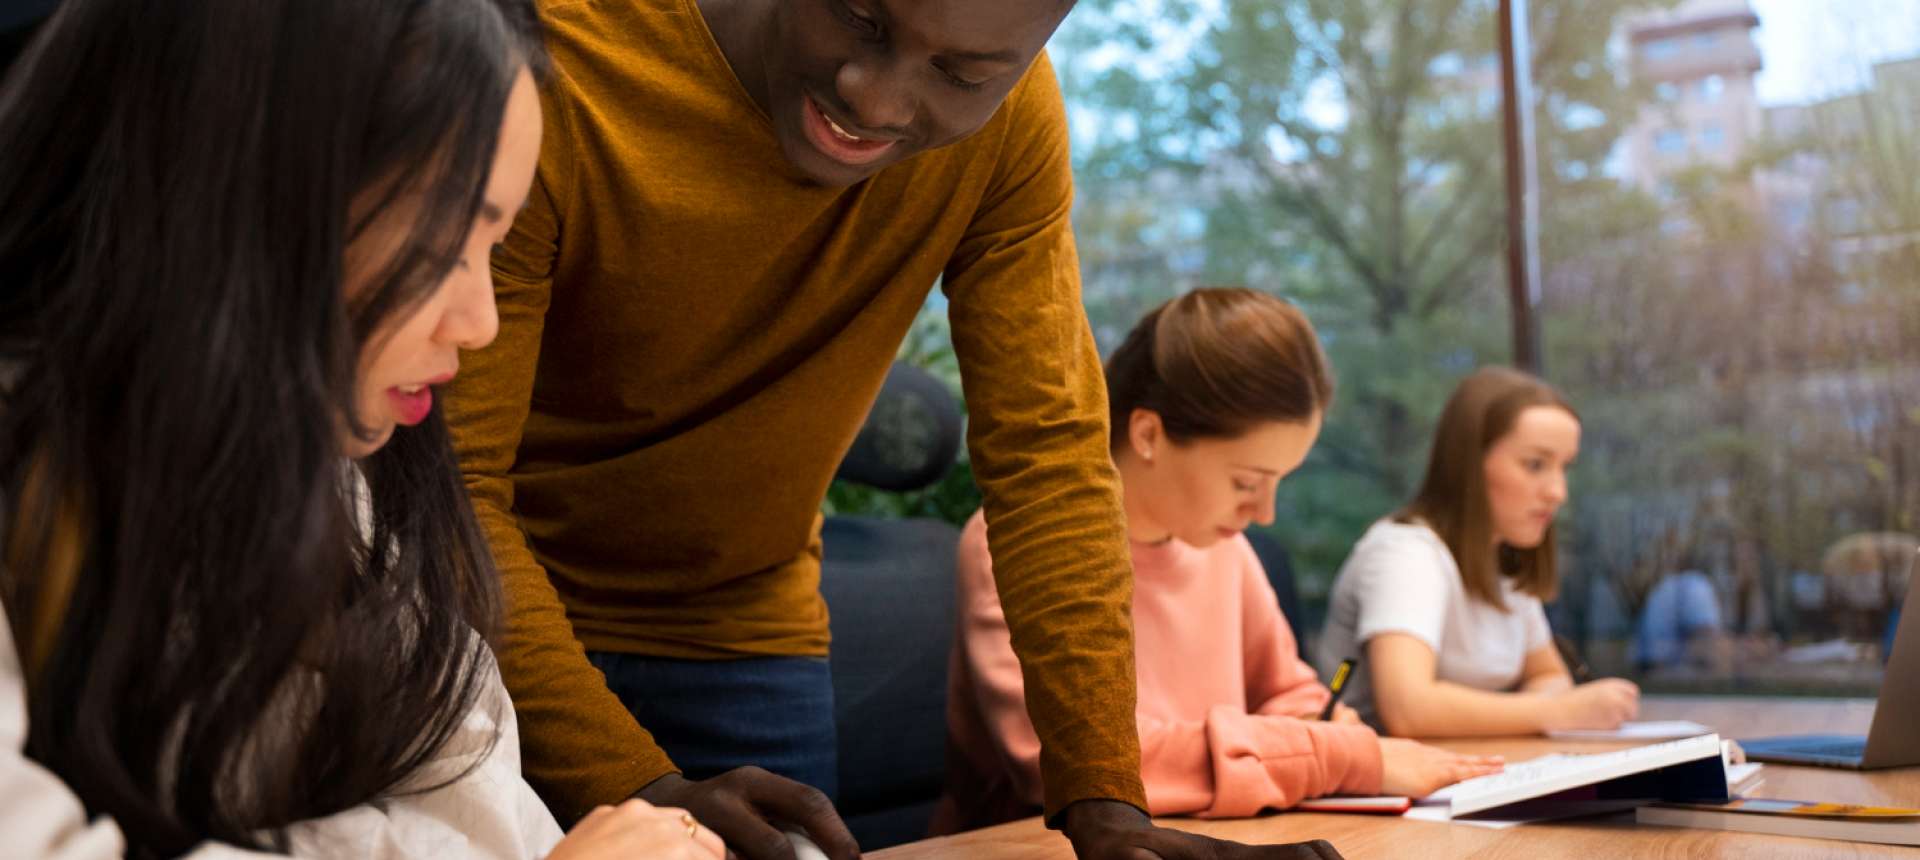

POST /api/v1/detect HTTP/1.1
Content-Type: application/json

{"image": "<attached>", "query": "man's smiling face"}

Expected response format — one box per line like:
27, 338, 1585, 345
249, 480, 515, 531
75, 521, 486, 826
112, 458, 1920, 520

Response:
759, 0, 1073, 186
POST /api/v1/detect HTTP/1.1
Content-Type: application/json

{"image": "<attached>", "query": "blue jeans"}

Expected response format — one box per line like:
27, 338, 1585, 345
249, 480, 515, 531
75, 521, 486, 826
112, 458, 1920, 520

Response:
588, 652, 839, 801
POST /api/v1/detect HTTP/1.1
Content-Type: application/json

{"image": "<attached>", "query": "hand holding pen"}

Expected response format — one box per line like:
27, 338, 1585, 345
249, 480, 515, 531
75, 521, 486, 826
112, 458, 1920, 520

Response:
1319, 658, 1358, 722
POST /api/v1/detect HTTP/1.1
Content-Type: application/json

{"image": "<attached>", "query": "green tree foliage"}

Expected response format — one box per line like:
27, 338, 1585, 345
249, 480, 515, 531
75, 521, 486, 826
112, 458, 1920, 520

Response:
1055, 0, 1675, 595
832, 5, 1918, 684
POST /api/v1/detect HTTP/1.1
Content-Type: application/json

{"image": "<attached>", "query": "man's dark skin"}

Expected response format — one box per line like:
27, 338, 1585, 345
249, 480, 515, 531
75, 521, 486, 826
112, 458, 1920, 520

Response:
635, 0, 1346, 858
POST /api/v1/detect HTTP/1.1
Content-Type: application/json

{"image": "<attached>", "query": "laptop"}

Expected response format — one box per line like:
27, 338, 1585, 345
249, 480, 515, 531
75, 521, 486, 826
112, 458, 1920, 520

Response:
1741, 549, 1920, 770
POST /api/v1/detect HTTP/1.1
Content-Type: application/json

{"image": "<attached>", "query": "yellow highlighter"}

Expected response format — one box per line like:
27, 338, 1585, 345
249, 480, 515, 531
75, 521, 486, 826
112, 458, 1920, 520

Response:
1318, 658, 1356, 721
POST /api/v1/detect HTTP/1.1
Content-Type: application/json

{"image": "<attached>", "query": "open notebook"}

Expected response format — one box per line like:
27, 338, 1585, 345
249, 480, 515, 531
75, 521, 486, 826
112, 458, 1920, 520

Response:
1431, 734, 1730, 822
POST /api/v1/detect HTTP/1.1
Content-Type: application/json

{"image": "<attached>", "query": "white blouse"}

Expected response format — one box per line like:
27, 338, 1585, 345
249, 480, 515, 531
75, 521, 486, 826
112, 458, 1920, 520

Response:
1, 606, 565, 858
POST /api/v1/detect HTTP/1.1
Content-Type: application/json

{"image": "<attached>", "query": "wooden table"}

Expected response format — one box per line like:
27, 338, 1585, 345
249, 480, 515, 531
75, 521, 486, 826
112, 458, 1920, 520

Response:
873, 697, 1920, 859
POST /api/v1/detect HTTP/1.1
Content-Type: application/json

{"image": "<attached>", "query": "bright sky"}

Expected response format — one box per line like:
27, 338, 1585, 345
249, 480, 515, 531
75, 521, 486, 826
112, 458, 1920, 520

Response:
1751, 0, 1920, 105
1058, 0, 1920, 154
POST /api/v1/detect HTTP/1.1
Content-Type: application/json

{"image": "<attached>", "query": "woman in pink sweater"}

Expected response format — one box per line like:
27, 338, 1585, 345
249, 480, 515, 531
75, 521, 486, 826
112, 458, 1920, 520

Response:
937, 289, 1504, 830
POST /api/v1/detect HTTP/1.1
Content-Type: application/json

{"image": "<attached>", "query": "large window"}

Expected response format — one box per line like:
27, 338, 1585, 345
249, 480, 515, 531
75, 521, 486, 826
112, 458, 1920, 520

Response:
1541, 0, 1920, 694
848, 0, 1920, 698
1047, 0, 1522, 619
1055, 0, 1920, 696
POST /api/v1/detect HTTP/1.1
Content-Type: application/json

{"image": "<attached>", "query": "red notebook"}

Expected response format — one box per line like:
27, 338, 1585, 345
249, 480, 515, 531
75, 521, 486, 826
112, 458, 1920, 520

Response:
1295, 796, 1413, 814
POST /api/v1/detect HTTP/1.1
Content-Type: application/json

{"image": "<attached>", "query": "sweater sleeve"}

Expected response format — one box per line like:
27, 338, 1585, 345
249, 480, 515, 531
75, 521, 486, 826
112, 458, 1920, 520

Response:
1139, 542, 1381, 817
1140, 708, 1383, 818
941, 50, 1147, 820
1236, 540, 1332, 720
443, 91, 675, 822
957, 519, 1383, 820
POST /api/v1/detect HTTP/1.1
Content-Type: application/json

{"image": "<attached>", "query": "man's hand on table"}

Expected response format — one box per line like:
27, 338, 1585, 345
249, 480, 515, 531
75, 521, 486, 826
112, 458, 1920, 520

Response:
1059, 799, 1345, 859
637, 770, 861, 860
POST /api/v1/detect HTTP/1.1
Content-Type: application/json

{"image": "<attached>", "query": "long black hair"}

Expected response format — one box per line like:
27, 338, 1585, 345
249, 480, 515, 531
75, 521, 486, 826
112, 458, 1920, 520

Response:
0, 0, 542, 854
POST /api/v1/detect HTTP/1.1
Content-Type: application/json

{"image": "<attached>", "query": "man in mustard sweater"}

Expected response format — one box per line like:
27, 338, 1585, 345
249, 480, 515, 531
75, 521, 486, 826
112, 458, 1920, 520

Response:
443, 0, 1341, 858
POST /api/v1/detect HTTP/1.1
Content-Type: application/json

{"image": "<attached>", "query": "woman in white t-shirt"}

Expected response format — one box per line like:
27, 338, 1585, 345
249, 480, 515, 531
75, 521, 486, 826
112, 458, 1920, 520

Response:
1316, 367, 1640, 737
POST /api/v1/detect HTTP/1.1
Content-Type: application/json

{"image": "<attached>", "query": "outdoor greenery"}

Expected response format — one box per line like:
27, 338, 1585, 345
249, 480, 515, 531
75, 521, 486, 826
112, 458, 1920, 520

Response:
830, 0, 1920, 690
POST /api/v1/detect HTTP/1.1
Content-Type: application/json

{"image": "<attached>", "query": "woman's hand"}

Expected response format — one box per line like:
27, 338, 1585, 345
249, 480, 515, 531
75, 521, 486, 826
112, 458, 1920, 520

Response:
1543, 678, 1640, 731
1376, 739, 1504, 798
546, 799, 725, 860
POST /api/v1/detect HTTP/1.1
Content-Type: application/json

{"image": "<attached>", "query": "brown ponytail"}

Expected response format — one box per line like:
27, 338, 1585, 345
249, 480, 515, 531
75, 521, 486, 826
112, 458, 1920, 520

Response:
1105, 287, 1334, 451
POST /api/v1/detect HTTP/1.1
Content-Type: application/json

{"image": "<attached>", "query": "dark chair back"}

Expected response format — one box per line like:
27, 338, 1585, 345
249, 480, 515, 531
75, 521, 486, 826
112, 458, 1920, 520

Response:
834, 362, 963, 493
821, 362, 964, 849
819, 516, 958, 848
1243, 529, 1310, 662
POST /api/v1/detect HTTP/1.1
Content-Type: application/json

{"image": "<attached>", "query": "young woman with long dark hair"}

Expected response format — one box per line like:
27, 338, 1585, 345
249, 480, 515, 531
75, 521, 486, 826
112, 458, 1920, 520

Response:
0, 1, 719, 857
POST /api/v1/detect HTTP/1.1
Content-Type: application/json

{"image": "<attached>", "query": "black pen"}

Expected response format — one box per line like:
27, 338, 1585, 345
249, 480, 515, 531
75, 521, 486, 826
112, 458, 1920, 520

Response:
1555, 634, 1595, 684
1318, 658, 1356, 720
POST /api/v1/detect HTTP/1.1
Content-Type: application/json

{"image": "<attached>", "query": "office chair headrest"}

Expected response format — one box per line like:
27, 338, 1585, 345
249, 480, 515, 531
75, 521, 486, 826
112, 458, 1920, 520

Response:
834, 362, 963, 494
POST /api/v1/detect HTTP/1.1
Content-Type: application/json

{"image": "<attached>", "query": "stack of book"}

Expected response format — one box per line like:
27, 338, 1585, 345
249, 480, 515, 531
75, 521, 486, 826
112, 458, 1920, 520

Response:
1303, 732, 1920, 847
1637, 800, 1920, 846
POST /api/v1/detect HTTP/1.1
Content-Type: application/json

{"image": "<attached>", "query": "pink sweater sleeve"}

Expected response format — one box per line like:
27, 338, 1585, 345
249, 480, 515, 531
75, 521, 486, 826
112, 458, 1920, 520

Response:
1141, 708, 1383, 817
956, 518, 1383, 817
953, 512, 1048, 806
1139, 541, 1381, 816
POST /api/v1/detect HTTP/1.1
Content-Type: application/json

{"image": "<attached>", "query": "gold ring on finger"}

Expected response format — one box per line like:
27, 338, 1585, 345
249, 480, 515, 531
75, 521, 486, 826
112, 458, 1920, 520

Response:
681, 812, 699, 839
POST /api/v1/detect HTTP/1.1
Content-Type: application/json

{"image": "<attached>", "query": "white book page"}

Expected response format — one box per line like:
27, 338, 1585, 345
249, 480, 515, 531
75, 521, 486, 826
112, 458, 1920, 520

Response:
1407, 756, 1572, 829
1447, 735, 1723, 817
1402, 804, 1533, 829
1546, 720, 1713, 741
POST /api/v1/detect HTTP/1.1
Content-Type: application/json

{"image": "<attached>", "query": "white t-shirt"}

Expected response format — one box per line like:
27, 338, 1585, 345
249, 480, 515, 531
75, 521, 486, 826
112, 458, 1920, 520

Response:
1315, 519, 1552, 730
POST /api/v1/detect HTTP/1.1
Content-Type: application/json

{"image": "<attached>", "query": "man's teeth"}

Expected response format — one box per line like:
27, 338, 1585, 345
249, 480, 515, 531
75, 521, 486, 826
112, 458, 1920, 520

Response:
397, 384, 425, 394
824, 116, 865, 143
